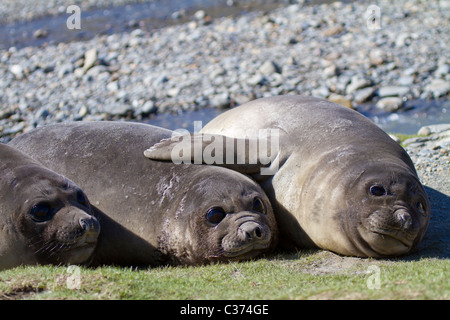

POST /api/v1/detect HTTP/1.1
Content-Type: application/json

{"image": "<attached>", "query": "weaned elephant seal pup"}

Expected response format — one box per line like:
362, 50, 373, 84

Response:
0, 144, 99, 270
145, 95, 430, 258
9, 122, 277, 266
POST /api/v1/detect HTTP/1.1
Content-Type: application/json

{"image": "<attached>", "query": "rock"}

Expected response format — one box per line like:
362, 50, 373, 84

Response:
397, 76, 414, 86
171, 10, 186, 20
4, 122, 25, 135
33, 29, 48, 38
322, 25, 344, 37
78, 106, 88, 118
378, 86, 410, 97
353, 87, 376, 103
424, 79, 450, 97
10, 64, 25, 79
57, 63, 74, 77
130, 29, 144, 37
209, 67, 226, 80
328, 93, 353, 109
194, 10, 206, 20
260, 61, 281, 75
83, 48, 98, 72
74, 68, 85, 78
106, 81, 120, 92
323, 64, 338, 77
346, 76, 371, 94
395, 33, 412, 47
369, 49, 386, 65
167, 87, 181, 97
35, 108, 50, 119
417, 126, 431, 136
311, 87, 329, 98
102, 103, 131, 116
403, 67, 417, 76
140, 100, 157, 115
210, 92, 231, 108
247, 74, 265, 86
435, 64, 450, 77
418, 124, 450, 135
376, 97, 403, 111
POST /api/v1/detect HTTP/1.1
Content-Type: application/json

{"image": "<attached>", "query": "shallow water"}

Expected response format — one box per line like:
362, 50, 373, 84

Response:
145, 99, 450, 134
0, 0, 285, 50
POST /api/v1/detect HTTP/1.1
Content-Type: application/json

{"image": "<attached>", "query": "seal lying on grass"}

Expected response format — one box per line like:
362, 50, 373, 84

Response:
0, 143, 99, 270
145, 95, 430, 258
9, 122, 277, 266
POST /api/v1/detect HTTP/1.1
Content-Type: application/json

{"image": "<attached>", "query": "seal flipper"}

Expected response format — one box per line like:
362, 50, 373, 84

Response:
144, 133, 278, 176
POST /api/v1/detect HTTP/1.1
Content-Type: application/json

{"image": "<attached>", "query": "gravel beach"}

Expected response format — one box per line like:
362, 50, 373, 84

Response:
0, 0, 448, 265
0, 1, 448, 189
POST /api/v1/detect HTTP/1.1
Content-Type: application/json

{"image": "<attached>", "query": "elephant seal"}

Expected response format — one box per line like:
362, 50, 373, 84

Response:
145, 95, 430, 258
9, 122, 277, 266
0, 143, 99, 270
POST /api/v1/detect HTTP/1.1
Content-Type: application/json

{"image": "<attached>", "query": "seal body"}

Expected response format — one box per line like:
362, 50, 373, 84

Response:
146, 96, 430, 257
0, 144, 99, 270
9, 122, 277, 266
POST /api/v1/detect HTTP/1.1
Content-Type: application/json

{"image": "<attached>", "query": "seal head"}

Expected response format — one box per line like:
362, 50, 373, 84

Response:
0, 144, 100, 270
156, 168, 277, 265
347, 163, 430, 256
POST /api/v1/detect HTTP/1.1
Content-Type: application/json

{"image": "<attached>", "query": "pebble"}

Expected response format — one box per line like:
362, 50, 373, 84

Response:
376, 97, 403, 111
210, 92, 231, 109
0, 0, 449, 143
353, 87, 376, 104
435, 64, 450, 77
328, 94, 352, 109
9, 64, 25, 79
424, 79, 450, 98
346, 76, 372, 94
83, 48, 98, 72
260, 60, 281, 75
377, 86, 410, 97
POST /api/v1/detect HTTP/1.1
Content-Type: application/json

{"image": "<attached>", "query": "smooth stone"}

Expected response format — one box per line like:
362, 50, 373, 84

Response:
83, 48, 98, 72
210, 92, 231, 108
353, 87, 376, 103
435, 64, 450, 77
328, 93, 353, 109
260, 61, 281, 75
424, 79, 450, 97
378, 86, 410, 97
346, 76, 371, 94
376, 97, 403, 111
397, 76, 414, 86
10, 64, 25, 79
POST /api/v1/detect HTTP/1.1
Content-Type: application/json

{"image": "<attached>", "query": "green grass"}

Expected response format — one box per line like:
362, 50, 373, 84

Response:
1, 250, 448, 300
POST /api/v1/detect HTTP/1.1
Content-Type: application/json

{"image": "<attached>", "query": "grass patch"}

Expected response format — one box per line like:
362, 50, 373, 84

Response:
1, 250, 448, 300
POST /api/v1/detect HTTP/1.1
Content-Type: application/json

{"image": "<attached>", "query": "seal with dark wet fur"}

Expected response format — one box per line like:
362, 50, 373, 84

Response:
145, 95, 430, 258
0, 143, 99, 270
9, 122, 277, 266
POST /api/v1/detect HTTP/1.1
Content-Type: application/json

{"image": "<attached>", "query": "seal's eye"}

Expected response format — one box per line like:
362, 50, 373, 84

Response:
206, 207, 226, 225
252, 197, 265, 214
76, 190, 89, 208
29, 204, 55, 222
416, 201, 426, 215
369, 185, 386, 197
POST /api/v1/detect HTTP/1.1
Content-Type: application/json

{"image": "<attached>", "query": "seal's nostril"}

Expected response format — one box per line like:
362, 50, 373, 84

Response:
79, 217, 99, 233
255, 227, 262, 238
396, 209, 412, 230
79, 218, 88, 230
